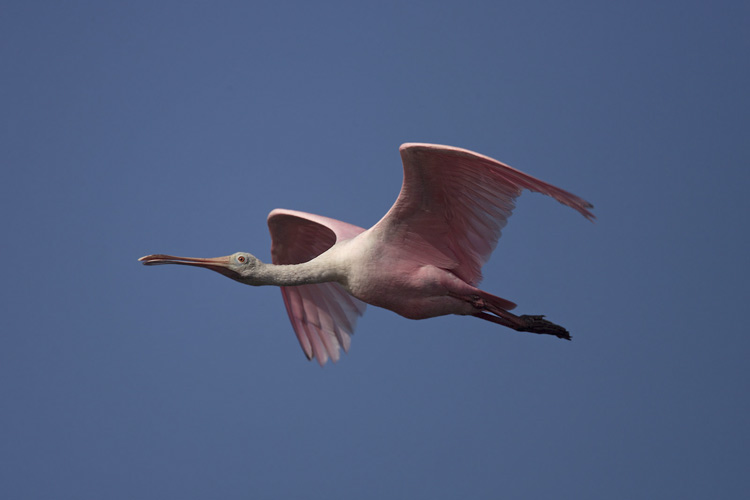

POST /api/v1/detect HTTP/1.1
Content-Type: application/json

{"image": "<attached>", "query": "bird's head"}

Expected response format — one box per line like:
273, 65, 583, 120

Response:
138, 252, 264, 284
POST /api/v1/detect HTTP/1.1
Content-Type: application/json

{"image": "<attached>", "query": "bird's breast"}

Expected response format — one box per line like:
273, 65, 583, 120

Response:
344, 259, 472, 320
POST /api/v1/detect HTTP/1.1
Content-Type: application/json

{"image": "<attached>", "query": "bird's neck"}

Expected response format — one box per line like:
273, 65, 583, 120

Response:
246, 260, 341, 287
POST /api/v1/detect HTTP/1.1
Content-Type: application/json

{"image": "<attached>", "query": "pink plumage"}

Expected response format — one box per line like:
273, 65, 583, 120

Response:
267, 209, 367, 364
140, 143, 594, 365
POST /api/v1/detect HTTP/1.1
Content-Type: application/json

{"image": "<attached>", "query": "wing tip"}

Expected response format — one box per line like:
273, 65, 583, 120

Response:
574, 200, 596, 221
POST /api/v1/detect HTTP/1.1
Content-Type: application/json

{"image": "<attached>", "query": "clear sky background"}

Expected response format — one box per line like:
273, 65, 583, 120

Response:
2, 1, 749, 498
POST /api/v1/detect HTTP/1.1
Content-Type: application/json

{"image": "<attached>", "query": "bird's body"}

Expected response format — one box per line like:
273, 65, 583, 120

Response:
141, 143, 594, 365
301, 236, 475, 320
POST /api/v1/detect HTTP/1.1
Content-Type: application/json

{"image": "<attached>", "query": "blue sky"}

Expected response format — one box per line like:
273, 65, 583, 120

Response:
2, 1, 749, 498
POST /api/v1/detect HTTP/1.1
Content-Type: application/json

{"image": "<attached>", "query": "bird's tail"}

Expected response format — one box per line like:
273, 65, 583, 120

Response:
476, 290, 517, 312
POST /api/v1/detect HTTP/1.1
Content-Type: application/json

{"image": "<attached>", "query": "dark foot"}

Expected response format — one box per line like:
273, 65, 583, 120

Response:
518, 315, 571, 340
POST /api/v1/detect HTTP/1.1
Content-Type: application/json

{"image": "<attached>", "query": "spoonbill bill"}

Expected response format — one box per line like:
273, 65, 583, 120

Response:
140, 143, 594, 365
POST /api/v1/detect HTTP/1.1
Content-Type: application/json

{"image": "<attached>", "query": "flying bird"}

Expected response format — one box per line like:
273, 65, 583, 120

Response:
140, 143, 594, 365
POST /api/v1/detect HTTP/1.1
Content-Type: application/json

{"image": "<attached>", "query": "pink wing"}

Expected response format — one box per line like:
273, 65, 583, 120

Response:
372, 143, 595, 287
267, 208, 367, 365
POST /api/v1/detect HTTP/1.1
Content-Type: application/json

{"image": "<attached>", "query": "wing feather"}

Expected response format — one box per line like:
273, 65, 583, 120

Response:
372, 143, 594, 286
267, 209, 367, 365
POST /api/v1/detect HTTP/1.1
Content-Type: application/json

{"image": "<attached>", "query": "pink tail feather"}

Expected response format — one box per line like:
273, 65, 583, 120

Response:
476, 290, 517, 311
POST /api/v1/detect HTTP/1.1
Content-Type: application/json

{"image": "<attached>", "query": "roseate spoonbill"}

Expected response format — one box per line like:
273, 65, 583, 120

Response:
140, 143, 594, 365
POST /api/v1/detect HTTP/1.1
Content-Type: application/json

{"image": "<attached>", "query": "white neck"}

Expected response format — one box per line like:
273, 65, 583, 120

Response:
245, 259, 342, 287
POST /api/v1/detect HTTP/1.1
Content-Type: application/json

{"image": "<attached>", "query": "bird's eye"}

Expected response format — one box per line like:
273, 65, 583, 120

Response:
237, 255, 246, 263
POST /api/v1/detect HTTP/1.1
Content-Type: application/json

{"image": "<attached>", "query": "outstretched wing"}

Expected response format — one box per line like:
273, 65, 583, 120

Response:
267, 208, 367, 366
371, 143, 594, 286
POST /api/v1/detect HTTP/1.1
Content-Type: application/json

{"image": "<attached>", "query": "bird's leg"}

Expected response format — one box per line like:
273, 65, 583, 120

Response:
516, 314, 571, 340
472, 311, 571, 340
457, 293, 571, 340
